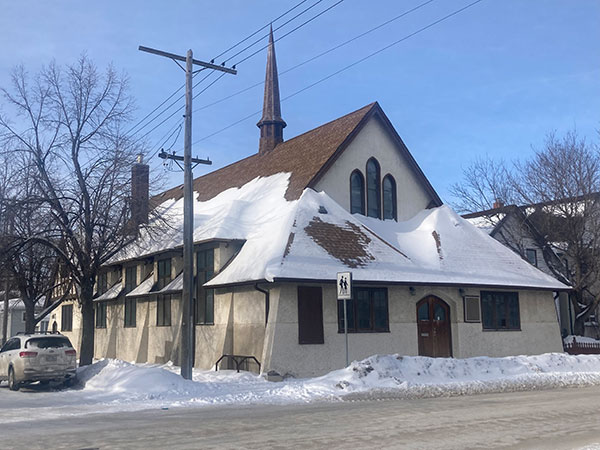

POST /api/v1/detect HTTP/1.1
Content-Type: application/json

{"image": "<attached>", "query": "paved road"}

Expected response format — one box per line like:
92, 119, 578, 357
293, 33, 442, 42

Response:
3, 386, 600, 449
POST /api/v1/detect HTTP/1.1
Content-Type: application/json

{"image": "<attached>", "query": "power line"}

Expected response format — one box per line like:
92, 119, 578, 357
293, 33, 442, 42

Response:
193, 0, 486, 144
232, 0, 345, 67
129, 70, 214, 141
223, 0, 328, 65
212, 0, 311, 61
148, 121, 183, 161
125, 85, 184, 136
192, 0, 436, 115
127, 0, 314, 140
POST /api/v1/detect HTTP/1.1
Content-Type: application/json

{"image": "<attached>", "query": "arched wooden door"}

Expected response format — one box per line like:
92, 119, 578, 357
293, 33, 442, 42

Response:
416, 296, 452, 357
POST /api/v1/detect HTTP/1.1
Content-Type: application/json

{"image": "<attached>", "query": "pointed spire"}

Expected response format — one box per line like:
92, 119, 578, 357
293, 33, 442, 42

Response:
257, 24, 286, 154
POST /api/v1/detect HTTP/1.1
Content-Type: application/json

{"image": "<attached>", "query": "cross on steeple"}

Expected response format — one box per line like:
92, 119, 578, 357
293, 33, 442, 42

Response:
257, 24, 286, 154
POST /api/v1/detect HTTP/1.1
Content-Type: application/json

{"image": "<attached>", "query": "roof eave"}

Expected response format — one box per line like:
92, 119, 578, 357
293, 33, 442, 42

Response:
203, 277, 570, 292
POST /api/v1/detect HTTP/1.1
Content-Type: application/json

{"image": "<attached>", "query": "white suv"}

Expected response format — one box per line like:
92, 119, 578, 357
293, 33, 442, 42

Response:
0, 332, 77, 391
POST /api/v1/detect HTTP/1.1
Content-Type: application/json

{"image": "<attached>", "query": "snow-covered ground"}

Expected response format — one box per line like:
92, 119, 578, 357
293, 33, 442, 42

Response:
3, 353, 600, 423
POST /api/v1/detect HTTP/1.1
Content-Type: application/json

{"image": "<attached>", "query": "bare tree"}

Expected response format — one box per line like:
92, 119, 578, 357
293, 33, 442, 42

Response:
0, 159, 63, 333
515, 132, 600, 334
0, 55, 144, 365
452, 131, 600, 335
451, 157, 517, 214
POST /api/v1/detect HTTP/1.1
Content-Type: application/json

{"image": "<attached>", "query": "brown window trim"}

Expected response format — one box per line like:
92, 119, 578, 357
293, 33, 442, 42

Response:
337, 287, 390, 333
480, 291, 520, 331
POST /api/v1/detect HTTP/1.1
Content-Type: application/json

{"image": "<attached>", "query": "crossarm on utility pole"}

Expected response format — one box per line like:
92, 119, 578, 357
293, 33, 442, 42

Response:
138, 46, 237, 74
158, 150, 211, 166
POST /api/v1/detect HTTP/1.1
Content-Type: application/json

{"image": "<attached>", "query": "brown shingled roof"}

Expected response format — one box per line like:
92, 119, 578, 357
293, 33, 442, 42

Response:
157, 103, 376, 203
156, 101, 442, 207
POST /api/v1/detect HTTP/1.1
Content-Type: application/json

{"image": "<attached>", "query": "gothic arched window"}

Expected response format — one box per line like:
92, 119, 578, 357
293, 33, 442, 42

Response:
350, 170, 365, 215
382, 175, 397, 220
366, 158, 381, 218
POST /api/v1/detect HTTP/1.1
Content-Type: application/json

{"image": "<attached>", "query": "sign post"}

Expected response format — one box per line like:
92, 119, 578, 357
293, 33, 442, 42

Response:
337, 272, 352, 367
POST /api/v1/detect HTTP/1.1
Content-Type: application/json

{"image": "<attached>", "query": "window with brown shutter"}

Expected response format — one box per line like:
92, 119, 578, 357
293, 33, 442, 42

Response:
297, 286, 324, 345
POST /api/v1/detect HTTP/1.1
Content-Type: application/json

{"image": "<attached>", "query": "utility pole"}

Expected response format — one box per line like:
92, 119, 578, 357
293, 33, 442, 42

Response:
139, 45, 236, 380
2, 276, 9, 345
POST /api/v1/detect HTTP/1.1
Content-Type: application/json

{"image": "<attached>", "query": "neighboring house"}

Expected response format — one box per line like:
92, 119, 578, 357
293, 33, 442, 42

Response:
463, 203, 575, 338
55, 29, 568, 377
0, 296, 49, 337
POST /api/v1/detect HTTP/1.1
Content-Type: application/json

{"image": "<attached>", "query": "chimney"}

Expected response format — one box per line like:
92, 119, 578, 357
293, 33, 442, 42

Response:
257, 25, 286, 154
493, 199, 505, 209
131, 154, 149, 226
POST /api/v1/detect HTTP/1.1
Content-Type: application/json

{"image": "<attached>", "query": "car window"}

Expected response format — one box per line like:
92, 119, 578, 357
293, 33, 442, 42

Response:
25, 337, 73, 349
1, 338, 20, 352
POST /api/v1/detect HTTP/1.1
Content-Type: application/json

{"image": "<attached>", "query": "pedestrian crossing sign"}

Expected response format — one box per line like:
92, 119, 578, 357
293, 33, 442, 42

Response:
337, 272, 352, 300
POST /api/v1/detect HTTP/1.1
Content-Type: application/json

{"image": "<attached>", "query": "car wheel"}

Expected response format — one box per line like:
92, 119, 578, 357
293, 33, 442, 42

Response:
63, 376, 77, 388
8, 367, 20, 392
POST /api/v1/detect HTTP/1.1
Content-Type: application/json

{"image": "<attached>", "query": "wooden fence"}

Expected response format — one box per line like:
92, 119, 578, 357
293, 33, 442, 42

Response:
564, 338, 600, 355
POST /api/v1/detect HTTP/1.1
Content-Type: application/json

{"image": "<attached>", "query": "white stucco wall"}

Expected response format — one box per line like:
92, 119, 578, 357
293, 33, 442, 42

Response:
93, 295, 182, 364
263, 283, 564, 378
87, 241, 252, 369
313, 115, 435, 221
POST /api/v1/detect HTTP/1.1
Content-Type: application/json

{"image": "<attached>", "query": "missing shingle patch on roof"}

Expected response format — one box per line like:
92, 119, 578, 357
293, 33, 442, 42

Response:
283, 232, 295, 259
432, 230, 443, 260
304, 217, 374, 268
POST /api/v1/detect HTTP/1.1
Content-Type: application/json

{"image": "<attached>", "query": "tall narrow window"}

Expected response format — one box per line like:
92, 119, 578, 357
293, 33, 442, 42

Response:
124, 298, 136, 327
157, 258, 172, 289
96, 302, 107, 328
157, 295, 171, 326
350, 170, 365, 215
196, 248, 215, 325
366, 158, 381, 218
124, 266, 137, 294
97, 272, 108, 295
382, 175, 397, 220
61, 304, 73, 332
156, 258, 172, 327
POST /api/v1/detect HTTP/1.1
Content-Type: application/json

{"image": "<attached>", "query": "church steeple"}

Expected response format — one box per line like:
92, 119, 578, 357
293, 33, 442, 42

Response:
257, 25, 286, 154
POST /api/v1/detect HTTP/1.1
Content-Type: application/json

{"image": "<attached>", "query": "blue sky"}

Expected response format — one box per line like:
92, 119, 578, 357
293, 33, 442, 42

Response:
1, 0, 598, 202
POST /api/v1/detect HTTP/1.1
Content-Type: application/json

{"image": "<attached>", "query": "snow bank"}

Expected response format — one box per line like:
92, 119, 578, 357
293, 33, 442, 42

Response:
320, 353, 600, 399
3, 353, 600, 423
77, 353, 600, 403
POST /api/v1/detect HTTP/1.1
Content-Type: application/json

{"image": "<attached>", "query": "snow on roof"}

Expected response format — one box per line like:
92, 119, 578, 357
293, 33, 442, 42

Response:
0, 298, 26, 311
463, 213, 505, 235
205, 176, 568, 290
126, 273, 155, 298
109, 172, 296, 264
357, 207, 567, 290
94, 281, 123, 302
112, 172, 568, 291
161, 272, 183, 294
0, 298, 46, 312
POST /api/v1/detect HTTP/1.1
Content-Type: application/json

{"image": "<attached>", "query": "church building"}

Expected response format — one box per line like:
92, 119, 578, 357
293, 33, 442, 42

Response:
53, 28, 567, 378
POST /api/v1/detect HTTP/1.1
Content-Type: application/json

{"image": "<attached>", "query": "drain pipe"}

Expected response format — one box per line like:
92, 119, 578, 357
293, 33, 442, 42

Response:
255, 283, 270, 326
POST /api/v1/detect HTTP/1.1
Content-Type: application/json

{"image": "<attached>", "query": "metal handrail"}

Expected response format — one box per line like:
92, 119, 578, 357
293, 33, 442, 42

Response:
215, 354, 261, 373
